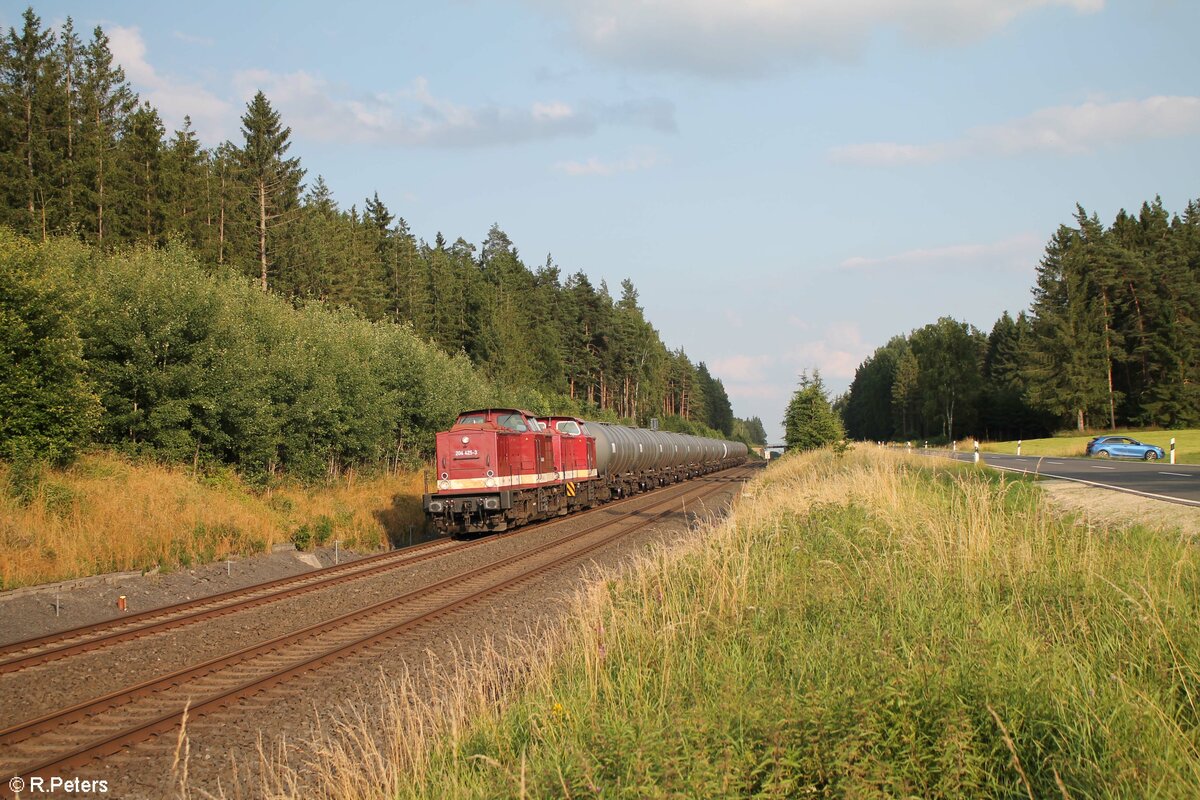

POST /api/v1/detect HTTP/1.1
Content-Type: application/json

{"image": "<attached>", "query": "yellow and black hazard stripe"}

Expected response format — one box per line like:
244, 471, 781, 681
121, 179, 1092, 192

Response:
566, 482, 576, 497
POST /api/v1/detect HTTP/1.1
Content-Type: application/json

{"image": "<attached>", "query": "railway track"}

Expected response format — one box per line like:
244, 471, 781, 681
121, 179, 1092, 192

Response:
0, 469, 740, 676
0, 467, 751, 793
0, 537, 461, 675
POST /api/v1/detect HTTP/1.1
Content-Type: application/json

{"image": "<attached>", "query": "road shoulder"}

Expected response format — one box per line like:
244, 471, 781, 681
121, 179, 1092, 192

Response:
1038, 479, 1200, 538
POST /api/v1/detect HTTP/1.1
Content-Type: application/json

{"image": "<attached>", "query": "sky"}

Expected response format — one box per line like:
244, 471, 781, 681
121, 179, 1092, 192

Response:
9, 0, 1200, 442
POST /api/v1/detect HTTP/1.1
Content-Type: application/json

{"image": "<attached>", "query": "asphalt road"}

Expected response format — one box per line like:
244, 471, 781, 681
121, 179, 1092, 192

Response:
927, 450, 1200, 507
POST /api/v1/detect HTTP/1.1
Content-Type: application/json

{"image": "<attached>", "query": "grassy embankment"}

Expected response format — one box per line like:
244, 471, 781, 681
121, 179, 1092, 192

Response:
981, 428, 1200, 463
265, 447, 1200, 798
0, 453, 426, 590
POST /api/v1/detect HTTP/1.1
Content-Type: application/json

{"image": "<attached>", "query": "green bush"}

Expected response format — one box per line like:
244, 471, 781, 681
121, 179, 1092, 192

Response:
0, 229, 99, 466
24, 234, 498, 481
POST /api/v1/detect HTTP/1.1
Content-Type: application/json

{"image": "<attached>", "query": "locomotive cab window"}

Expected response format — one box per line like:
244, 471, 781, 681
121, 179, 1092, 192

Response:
498, 413, 528, 432
555, 421, 581, 436
457, 413, 487, 426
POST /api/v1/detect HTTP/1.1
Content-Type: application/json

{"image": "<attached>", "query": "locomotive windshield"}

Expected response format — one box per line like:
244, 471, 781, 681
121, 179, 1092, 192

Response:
555, 420, 582, 436
457, 413, 487, 426
497, 412, 529, 432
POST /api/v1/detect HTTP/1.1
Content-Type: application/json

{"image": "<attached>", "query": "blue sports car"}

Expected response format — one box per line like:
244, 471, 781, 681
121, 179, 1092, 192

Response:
1085, 435, 1166, 461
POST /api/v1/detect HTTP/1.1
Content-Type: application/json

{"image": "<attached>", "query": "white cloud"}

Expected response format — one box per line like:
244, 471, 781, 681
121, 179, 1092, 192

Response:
108, 25, 231, 142
781, 322, 873, 381
713, 322, 871, 407
554, 148, 661, 176
710, 354, 774, 383
724, 381, 789, 402
832, 96, 1200, 165
840, 233, 1043, 272
229, 72, 674, 148
108, 25, 673, 150
536, 0, 1103, 77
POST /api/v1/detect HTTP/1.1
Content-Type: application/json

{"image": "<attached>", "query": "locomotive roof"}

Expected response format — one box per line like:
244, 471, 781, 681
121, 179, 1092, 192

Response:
457, 408, 536, 417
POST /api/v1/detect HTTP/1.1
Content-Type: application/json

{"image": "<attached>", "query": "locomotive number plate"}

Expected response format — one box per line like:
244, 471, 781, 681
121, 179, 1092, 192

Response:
454, 449, 480, 458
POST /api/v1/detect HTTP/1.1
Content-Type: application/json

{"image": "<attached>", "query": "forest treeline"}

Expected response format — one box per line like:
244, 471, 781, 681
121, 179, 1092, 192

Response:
841, 198, 1200, 442
0, 8, 766, 480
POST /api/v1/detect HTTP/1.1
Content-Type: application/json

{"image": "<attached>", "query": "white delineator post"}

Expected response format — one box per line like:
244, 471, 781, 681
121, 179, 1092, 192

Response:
1017, 440, 1022, 456
973, 441, 980, 464
1171, 437, 1177, 465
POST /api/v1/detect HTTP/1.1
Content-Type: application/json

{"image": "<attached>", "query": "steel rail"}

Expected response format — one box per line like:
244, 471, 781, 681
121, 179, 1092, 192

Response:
2, 469, 750, 788
0, 466, 740, 674
0, 538, 460, 674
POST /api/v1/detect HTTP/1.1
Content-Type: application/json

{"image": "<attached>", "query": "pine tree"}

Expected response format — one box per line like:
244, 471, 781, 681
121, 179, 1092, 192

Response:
890, 344, 918, 439
205, 141, 240, 265
842, 336, 905, 441
1142, 204, 1200, 425
279, 175, 343, 301
784, 370, 843, 452
478, 223, 545, 388
979, 312, 1052, 439
237, 91, 303, 290
561, 271, 605, 405
909, 317, 984, 440
77, 24, 136, 245
119, 101, 165, 244
695, 362, 734, 435
1025, 227, 1110, 430
0, 8, 60, 238
425, 232, 466, 352
162, 116, 207, 249
530, 255, 567, 394
56, 17, 83, 232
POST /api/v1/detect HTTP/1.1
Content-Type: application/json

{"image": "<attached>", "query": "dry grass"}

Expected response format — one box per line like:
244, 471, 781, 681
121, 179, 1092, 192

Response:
0, 452, 426, 590
251, 632, 563, 800
250, 448, 1200, 798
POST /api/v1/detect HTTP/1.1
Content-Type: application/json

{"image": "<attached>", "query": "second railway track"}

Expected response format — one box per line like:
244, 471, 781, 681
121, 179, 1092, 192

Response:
0, 467, 752, 793
0, 467, 743, 676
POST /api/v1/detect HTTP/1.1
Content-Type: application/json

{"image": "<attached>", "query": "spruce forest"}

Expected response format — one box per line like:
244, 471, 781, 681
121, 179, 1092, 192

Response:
840, 201, 1200, 443
0, 8, 767, 481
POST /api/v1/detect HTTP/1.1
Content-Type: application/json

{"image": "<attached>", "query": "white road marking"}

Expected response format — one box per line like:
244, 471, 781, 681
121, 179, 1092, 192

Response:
1091, 465, 1116, 470
1047, 461, 1065, 465
925, 450, 1200, 507
1159, 472, 1192, 478
983, 464, 1200, 507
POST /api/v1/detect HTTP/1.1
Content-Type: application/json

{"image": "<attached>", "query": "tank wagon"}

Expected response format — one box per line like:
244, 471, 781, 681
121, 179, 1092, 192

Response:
423, 408, 748, 535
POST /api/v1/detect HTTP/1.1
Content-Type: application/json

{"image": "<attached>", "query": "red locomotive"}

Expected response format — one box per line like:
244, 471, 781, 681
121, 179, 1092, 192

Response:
423, 408, 748, 535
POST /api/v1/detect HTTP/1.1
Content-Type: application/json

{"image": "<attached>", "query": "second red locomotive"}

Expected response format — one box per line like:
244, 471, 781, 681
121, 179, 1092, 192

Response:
423, 408, 748, 535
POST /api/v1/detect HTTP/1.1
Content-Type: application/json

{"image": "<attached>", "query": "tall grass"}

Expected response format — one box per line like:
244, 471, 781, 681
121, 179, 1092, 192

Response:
261, 448, 1200, 798
0, 452, 426, 589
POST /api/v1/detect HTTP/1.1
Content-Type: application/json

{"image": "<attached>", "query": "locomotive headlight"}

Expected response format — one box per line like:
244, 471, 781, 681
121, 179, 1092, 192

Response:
485, 477, 496, 487
438, 479, 450, 490
461, 436, 470, 444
